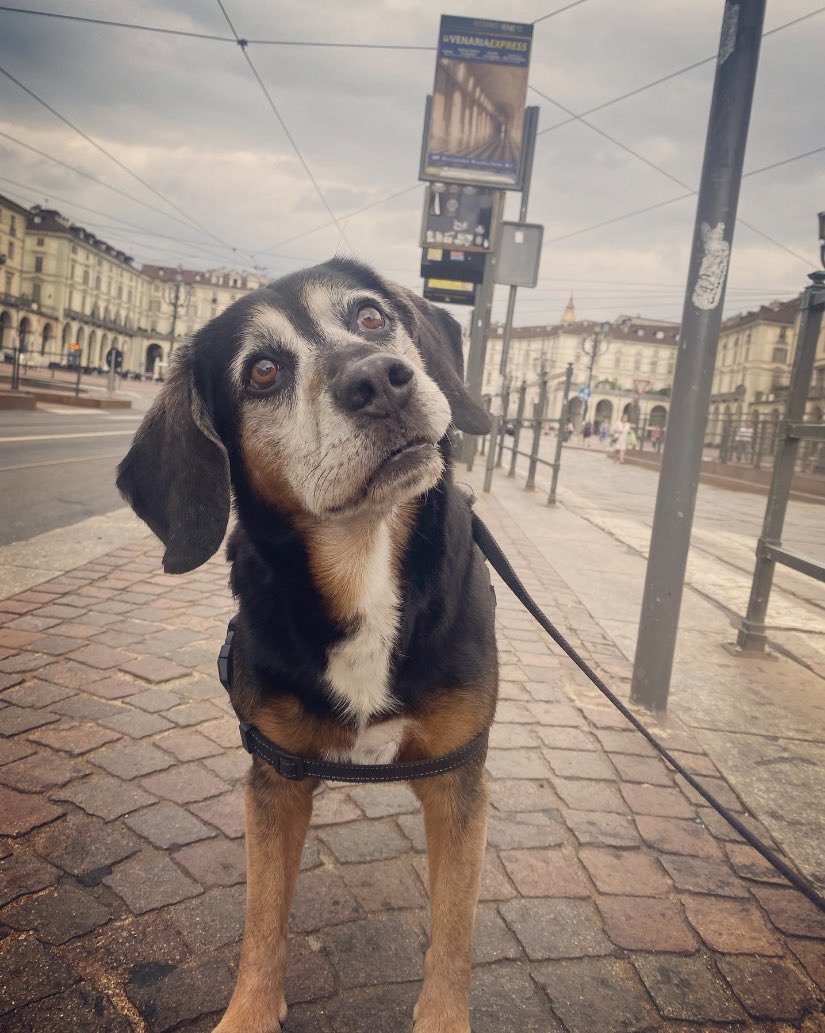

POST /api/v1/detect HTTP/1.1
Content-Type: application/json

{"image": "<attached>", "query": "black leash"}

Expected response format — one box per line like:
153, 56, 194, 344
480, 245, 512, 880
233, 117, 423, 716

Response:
217, 618, 488, 784
470, 512, 825, 915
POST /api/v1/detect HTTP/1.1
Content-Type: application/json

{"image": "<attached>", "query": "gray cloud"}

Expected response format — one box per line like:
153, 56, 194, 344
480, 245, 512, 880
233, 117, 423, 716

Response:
1, 0, 822, 326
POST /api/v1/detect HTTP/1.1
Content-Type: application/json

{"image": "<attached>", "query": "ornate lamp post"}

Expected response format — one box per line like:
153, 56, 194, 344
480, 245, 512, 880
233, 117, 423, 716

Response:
580, 320, 611, 424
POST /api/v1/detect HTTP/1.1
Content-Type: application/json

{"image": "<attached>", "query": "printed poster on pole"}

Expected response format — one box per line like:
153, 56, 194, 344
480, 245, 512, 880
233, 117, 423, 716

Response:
421, 16, 534, 188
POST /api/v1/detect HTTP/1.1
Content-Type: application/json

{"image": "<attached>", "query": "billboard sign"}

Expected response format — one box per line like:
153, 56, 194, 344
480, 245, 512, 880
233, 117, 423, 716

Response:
422, 15, 534, 188
423, 278, 477, 306
420, 182, 495, 252
420, 247, 486, 285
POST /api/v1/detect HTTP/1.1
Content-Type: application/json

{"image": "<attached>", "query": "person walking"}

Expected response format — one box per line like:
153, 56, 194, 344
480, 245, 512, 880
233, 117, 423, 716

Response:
613, 416, 631, 464
582, 420, 593, 447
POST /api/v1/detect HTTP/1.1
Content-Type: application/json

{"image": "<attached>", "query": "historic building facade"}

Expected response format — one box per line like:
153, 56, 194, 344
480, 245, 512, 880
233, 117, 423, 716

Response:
482, 306, 679, 435
0, 196, 266, 378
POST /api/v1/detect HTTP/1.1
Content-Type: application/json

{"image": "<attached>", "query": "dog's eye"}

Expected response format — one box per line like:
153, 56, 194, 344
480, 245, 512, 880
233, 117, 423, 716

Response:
249, 358, 280, 391
356, 305, 385, 332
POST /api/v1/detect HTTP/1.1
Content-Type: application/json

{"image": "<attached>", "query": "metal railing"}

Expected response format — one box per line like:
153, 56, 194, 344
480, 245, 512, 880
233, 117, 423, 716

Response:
737, 272, 825, 652
479, 362, 574, 505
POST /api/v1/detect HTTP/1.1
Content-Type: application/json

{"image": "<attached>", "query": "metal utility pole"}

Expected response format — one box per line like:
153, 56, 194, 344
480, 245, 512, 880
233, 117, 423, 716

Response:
548, 362, 574, 506
483, 106, 539, 488
631, 0, 767, 710
464, 192, 505, 470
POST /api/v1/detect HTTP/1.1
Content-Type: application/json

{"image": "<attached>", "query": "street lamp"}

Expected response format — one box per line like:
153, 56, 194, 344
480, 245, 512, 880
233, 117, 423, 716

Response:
580, 320, 611, 424
163, 265, 193, 357
818, 210, 825, 269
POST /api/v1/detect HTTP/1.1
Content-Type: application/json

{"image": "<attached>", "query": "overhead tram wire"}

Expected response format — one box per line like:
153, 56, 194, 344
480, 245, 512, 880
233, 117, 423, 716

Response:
256, 184, 423, 256
5, 2, 818, 267
0, 130, 255, 269
542, 144, 825, 254
530, 78, 818, 267
0, 6, 234, 41
216, 0, 355, 254
0, 176, 250, 263
0, 64, 256, 264
532, 0, 591, 24
535, 5, 825, 136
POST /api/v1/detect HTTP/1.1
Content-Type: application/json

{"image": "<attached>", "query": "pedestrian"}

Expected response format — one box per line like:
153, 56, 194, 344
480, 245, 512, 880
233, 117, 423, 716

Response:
564, 419, 573, 443
599, 421, 610, 444
613, 416, 631, 463
734, 423, 753, 461
582, 420, 593, 447
650, 425, 663, 453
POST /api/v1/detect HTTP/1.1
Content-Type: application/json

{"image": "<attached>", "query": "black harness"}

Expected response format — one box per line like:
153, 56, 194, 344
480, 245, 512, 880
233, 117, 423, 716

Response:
214, 513, 825, 915
217, 614, 489, 785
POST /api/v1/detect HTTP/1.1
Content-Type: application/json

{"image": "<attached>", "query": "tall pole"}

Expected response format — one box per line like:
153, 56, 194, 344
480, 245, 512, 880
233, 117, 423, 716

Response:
548, 362, 574, 506
630, 0, 767, 710
464, 191, 504, 471
483, 105, 539, 489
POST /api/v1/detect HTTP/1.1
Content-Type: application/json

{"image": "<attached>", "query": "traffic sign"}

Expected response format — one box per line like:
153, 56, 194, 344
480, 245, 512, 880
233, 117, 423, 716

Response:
577, 386, 592, 401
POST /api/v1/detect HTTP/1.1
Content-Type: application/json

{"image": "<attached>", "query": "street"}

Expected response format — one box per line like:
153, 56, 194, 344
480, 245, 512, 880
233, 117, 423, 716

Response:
493, 434, 825, 652
0, 380, 155, 546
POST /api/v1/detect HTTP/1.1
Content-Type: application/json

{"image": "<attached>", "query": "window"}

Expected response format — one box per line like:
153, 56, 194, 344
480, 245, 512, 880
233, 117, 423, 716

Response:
9, 216, 16, 237
8, 241, 14, 260
32, 281, 41, 303
71, 244, 77, 255
36, 236, 44, 246
5, 272, 12, 293
95, 275, 101, 290
634, 351, 642, 371
772, 346, 788, 364
82, 269, 89, 286
34, 256, 43, 273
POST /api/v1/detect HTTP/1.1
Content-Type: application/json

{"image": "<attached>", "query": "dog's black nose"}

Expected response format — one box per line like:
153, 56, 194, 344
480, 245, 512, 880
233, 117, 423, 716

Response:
333, 353, 415, 418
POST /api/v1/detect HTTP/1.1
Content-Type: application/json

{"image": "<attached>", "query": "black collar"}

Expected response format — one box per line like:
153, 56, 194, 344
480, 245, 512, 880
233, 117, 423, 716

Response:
217, 616, 488, 783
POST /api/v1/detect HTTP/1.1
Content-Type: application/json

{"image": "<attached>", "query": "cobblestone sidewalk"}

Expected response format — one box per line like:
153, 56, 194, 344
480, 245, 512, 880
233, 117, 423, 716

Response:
0, 499, 824, 1031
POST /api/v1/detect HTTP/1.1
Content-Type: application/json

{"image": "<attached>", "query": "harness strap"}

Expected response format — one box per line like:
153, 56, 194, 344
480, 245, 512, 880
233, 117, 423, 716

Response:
217, 618, 488, 783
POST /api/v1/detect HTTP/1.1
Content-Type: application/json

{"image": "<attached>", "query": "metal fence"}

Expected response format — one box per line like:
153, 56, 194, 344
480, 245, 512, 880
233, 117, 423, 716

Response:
737, 273, 825, 652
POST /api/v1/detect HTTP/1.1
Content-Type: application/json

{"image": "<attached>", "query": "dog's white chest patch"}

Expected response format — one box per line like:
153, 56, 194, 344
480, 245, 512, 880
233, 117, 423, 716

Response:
325, 716, 409, 765
323, 522, 400, 726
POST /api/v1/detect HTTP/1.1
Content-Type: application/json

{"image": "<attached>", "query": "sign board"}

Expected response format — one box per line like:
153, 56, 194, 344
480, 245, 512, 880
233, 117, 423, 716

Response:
420, 182, 495, 252
420, 247, 486, 285
495, 221, 544, 287
423, 278, 477, 306
421, 16, 534, 188
578, 386, 592, 401
633, 378, 651, 396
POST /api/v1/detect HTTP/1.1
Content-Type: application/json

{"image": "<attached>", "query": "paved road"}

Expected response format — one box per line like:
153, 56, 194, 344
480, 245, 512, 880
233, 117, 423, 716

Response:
497, 436, 825, 620
0, 382, 156, 546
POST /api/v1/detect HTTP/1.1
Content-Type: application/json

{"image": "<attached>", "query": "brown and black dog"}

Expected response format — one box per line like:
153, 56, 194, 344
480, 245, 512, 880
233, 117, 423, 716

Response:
117, 258, 499, 1033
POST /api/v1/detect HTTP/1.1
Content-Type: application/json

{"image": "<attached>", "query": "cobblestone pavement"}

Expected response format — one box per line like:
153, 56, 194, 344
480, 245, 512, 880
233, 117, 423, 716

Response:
1, 495, 824, 1031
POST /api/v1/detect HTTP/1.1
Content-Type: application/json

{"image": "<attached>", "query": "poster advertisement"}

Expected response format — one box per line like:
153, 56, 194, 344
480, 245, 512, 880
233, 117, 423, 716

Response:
420, 247, 486, 285
422, 16, 534, 188
420, 182, 495, 252
423, 278, 477, 306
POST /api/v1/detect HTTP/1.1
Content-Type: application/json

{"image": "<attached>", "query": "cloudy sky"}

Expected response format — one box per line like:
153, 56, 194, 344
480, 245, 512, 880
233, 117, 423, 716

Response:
1, 0, 823, 327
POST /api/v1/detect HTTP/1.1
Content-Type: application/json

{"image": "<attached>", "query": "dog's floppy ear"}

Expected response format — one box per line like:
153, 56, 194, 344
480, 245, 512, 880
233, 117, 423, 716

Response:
405, 292, 491, 434
116, 346, 230, 574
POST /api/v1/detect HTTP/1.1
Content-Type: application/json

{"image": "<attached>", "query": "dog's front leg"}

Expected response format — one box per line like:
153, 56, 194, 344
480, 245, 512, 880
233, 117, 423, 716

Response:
213, 765, 315, 1033
412, 759, 488, 1033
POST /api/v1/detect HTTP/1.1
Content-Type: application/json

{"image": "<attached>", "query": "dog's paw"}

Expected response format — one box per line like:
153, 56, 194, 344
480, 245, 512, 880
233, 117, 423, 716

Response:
413, 1002, 471, 1033
212, 997, 287, 1033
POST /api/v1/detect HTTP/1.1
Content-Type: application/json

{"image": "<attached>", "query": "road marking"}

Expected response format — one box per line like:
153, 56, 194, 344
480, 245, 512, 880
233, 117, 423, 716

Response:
0, 430, 136, 443
0, 453, 123, 473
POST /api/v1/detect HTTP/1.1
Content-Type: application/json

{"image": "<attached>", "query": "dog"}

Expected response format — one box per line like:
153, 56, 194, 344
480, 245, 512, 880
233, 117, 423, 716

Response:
117, 257, 499, 1033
